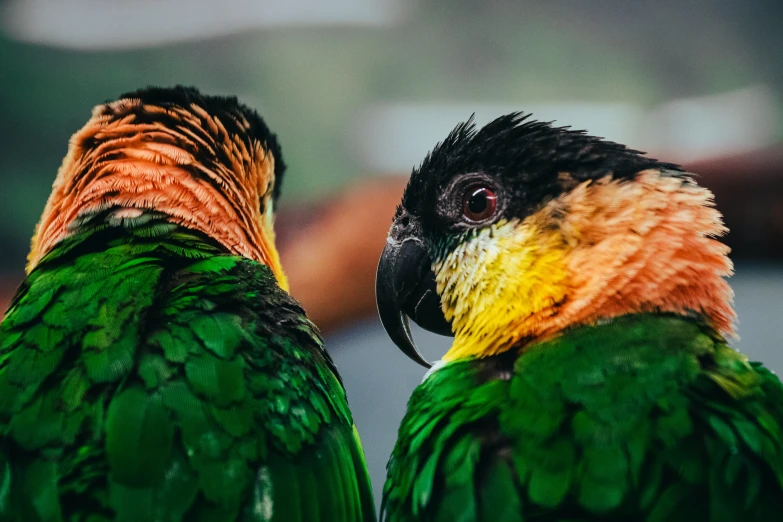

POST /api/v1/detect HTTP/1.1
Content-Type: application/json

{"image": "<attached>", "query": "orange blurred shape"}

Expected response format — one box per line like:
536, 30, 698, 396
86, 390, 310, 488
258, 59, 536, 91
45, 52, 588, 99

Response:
278, 176, 408, 334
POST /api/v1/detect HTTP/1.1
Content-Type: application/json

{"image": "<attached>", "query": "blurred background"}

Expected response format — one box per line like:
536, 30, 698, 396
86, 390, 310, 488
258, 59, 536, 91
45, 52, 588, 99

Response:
1, 0, 782, 508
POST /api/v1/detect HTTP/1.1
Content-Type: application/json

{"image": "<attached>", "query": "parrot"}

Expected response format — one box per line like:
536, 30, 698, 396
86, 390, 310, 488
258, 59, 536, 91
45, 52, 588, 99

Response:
375, 113, 783, 521
0, 86, 376, 522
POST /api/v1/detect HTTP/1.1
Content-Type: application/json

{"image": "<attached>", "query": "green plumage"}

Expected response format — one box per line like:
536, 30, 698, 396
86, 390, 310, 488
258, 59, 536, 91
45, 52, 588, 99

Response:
0, 218, 375, 521
382, 315, 783, 521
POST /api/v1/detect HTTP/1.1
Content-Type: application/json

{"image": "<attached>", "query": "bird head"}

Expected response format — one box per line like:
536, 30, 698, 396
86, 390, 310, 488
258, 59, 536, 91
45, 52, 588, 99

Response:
376, 113, 735, 368
28, 86, 288, 290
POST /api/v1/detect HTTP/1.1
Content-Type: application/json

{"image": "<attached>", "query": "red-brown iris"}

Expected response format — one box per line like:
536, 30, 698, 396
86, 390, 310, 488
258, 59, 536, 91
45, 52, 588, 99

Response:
462, 185, 497, 222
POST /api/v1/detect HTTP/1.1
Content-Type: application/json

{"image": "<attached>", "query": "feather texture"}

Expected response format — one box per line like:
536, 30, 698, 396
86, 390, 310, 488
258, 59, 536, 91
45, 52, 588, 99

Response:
0, 219, 375, 521
382, 315, 783, 521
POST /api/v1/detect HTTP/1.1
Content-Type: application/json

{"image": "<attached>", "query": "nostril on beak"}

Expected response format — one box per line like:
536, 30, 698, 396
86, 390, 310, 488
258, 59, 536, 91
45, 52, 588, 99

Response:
391, 212, 412, 241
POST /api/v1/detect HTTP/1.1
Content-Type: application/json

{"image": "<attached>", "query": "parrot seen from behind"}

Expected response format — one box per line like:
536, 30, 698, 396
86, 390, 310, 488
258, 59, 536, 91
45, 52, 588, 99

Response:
0, 86, 376, 522
376, 113, 783, 521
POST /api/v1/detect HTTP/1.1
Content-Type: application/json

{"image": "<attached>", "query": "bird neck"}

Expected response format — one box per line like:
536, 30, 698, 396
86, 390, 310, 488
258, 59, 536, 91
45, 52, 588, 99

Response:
438, 171, 735, 362
27, 103, 287, 290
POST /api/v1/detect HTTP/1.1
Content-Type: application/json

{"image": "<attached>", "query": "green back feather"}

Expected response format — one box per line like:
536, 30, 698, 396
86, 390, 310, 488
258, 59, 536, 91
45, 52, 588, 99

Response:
0, 219, 375, 521
383, 315, 783, 521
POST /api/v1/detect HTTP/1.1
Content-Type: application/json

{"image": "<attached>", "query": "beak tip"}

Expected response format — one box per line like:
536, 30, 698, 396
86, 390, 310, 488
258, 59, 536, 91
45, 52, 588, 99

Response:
418, 358, 433, 370
375, 301, 432, 369
376, 237, 447, 371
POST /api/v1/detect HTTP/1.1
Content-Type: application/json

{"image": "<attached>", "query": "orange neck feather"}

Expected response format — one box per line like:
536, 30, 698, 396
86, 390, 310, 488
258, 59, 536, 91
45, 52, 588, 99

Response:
538, 171, 735, 340
28, 98, 287, 289
439, 171, 735, 361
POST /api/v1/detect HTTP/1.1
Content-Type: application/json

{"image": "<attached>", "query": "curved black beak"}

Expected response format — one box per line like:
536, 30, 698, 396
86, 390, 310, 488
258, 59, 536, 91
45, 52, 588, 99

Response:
375, 237, 452, 369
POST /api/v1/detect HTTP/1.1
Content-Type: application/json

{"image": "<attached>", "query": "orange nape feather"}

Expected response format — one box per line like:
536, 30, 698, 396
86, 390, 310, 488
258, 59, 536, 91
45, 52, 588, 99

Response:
436, 170, 735, 361
27, 96, 288, 290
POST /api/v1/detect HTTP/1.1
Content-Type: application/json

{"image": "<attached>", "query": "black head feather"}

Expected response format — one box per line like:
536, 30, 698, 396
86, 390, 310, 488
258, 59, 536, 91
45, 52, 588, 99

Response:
401, 112, 681, 237
111, 85, 286, 201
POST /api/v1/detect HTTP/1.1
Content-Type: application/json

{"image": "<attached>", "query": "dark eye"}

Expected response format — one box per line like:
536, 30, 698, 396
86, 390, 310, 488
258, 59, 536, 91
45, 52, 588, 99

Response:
462, 185, 497, 222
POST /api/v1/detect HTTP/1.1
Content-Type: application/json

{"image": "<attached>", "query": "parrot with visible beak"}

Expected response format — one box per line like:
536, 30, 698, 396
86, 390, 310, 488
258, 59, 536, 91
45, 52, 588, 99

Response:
0, 86, 375, 522
376, 113, 783, 521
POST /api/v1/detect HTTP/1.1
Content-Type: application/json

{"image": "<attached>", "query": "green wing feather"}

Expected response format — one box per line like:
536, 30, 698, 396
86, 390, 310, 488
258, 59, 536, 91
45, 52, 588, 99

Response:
383, 315, 783, 521
0, 221, 375, 521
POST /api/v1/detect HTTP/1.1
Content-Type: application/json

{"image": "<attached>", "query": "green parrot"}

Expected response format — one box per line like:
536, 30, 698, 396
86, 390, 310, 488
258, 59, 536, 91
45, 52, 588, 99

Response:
376, 113, 783, 521
0, 86, 375, 522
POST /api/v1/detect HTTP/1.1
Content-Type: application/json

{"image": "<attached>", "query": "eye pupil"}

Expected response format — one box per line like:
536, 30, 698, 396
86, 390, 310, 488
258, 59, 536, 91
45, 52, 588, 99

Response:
462, 185, 497, 222
468, 191, 488, 214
